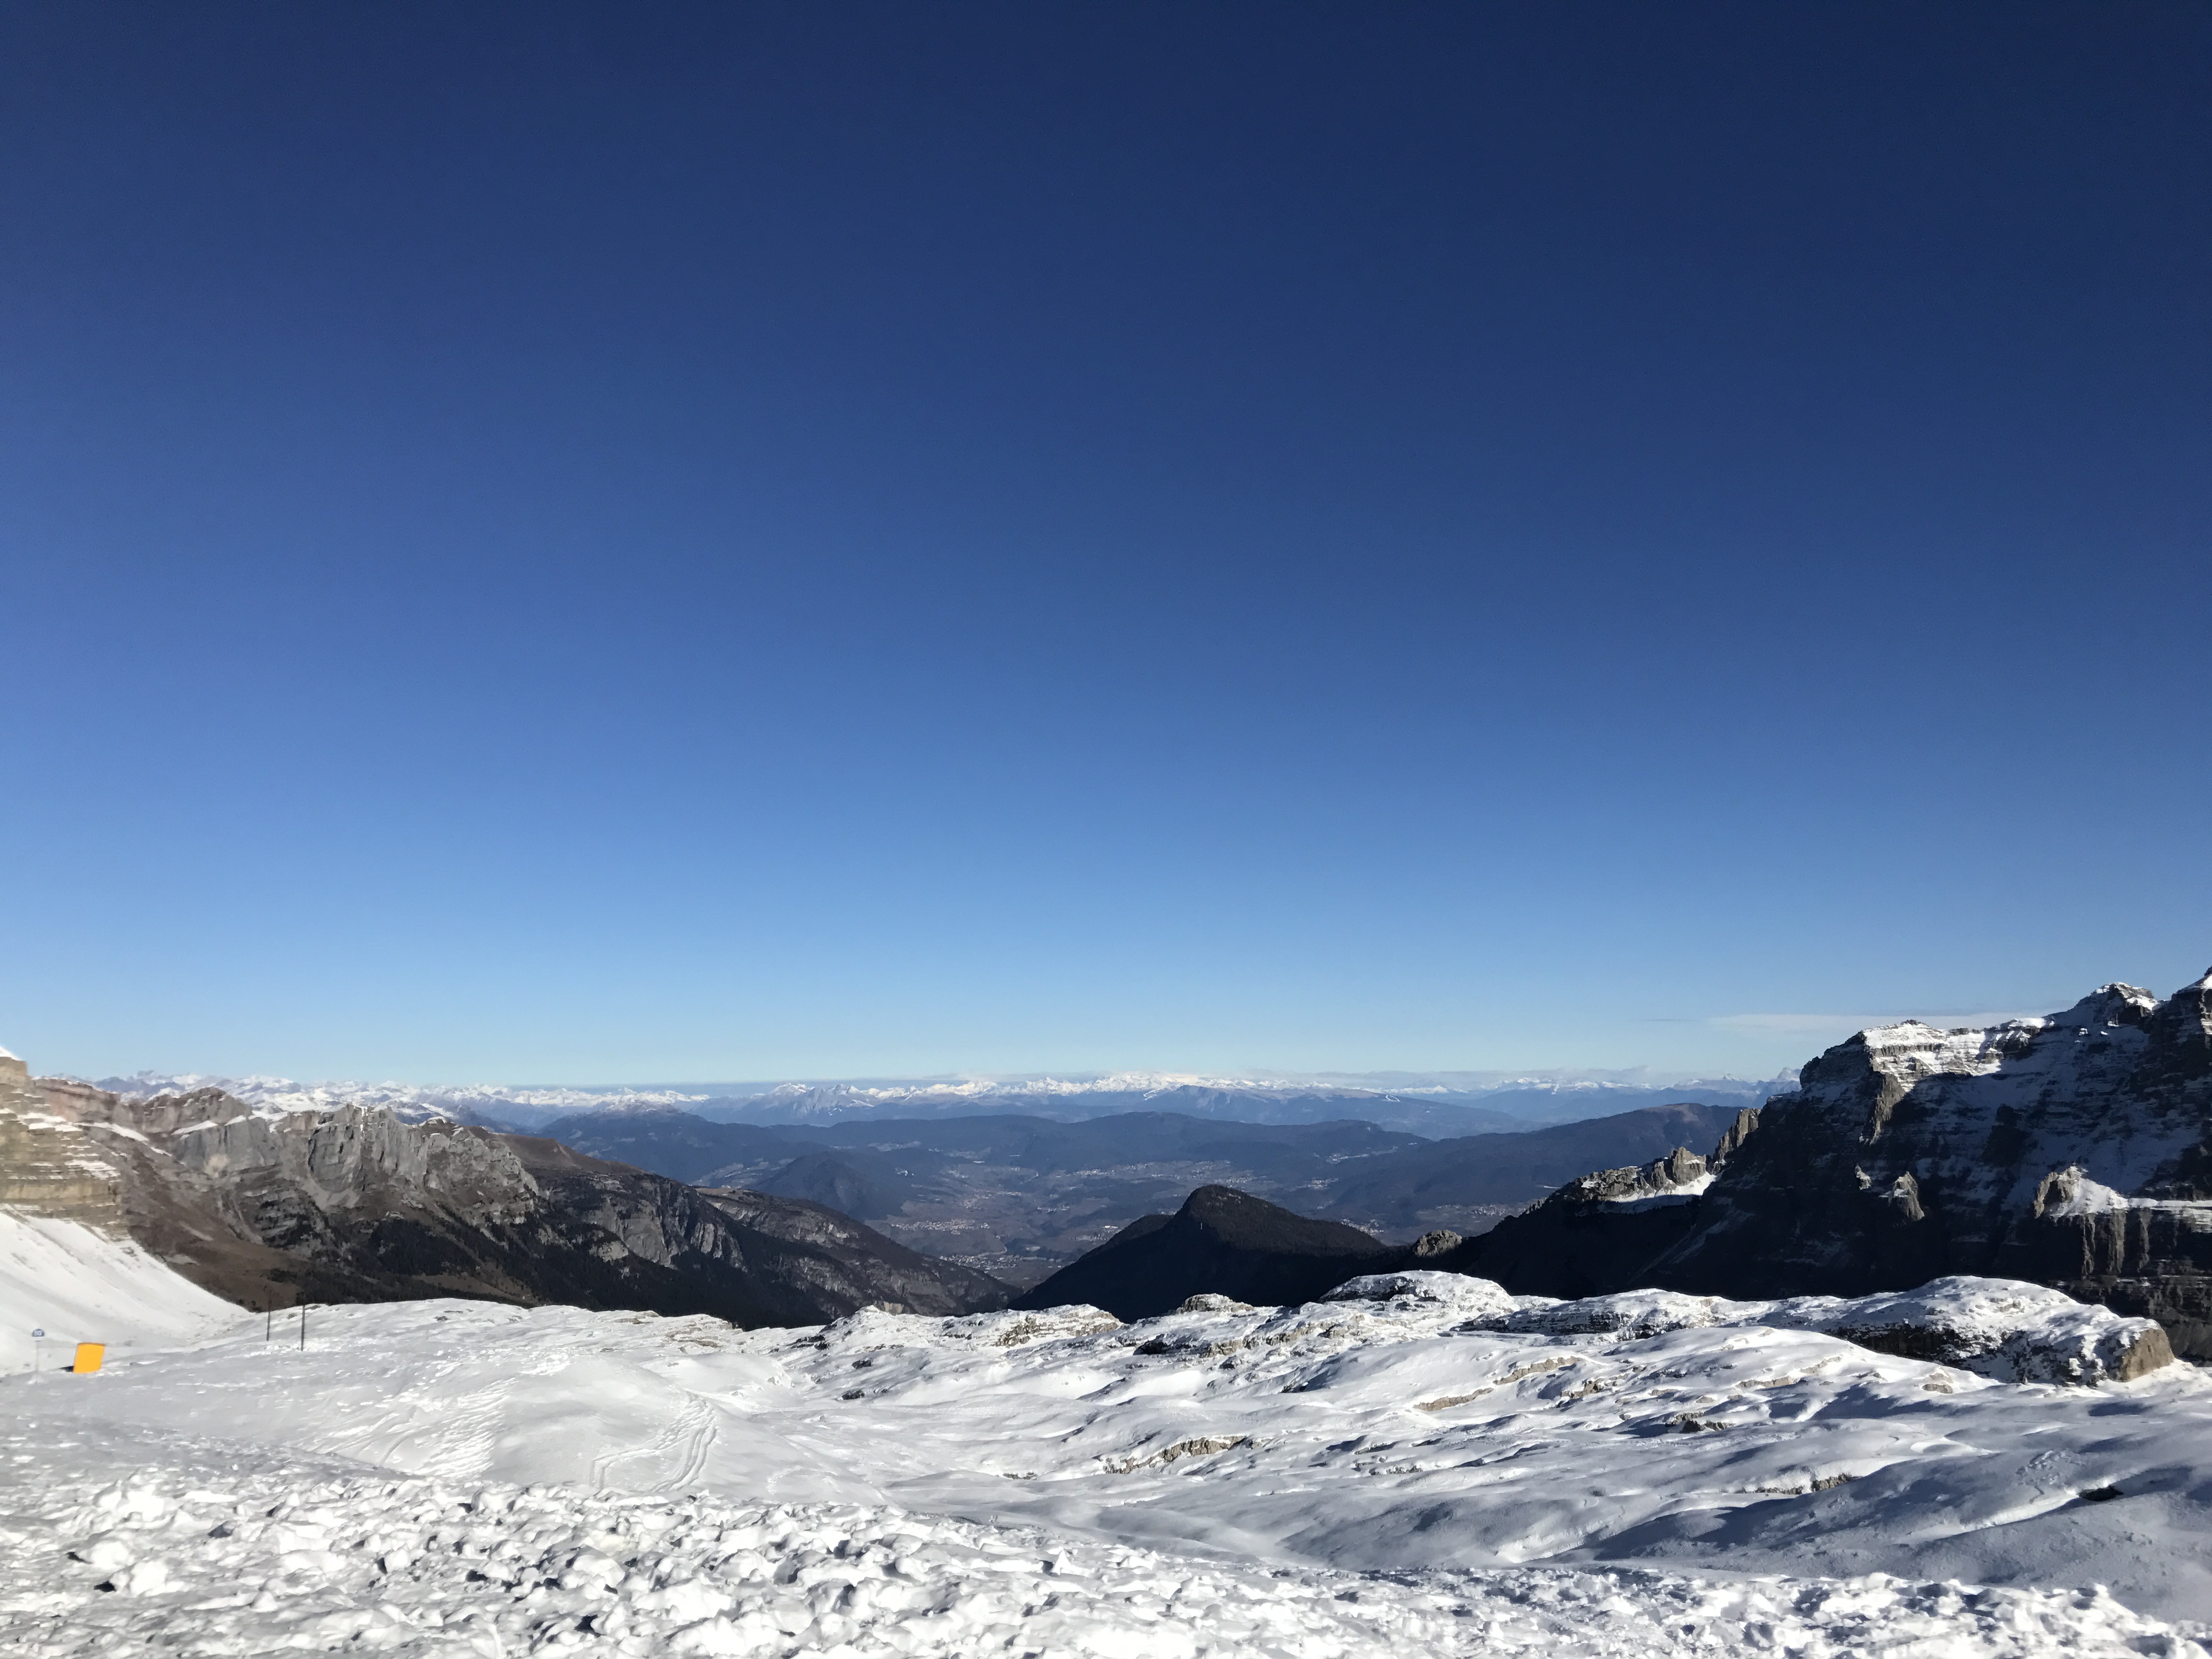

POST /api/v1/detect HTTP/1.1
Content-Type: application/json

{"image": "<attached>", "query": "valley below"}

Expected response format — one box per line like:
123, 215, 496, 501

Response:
543, 1102, 1740, 1288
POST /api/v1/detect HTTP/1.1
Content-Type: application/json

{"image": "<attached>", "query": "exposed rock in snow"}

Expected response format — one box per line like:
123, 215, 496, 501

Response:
1324, 1269, 2170, 1384
1446, 1274, 2172, 1384
1324, 1268, 1520, 1318
1765, 1277, 2176, 1384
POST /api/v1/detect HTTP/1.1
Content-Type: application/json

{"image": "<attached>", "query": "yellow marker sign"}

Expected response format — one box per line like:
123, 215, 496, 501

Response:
72, 1343, 104, 1374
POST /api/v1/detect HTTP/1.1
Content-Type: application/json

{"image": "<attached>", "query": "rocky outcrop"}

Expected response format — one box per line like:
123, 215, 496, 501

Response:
1774, 1277, 2176, 1384
0, 1106, 128, 1230
2, 1058, 1008, 1326
1344, 1271, 2172, 1385
1438, 1141, 1721, 1297
1453, 970, 2212, 1355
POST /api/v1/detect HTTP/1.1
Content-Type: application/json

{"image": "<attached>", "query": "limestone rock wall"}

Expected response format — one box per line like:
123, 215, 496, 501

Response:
1459, 969, 2212, 1355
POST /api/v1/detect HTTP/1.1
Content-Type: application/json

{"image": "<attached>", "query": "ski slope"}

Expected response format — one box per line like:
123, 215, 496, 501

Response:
3, 1263, 2210, 1655
0, 1211, 235, 1374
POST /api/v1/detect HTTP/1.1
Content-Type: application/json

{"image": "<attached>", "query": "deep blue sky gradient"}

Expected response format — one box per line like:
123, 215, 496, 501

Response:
2, 2, 2207, 1082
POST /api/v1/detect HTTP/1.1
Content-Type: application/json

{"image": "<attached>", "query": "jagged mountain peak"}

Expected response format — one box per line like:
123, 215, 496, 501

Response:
1458, 967, 2212, 1350
2042, 982, 2162, 1029
2153, 967, 2212, 1044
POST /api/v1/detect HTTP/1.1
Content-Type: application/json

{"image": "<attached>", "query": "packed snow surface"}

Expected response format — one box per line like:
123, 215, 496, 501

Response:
5, 1269, 2211, 1655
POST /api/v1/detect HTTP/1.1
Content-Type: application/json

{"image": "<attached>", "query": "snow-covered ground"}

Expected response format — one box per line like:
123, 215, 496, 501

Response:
5, 1260, 2211, 1655
0, 1212, 235, 1374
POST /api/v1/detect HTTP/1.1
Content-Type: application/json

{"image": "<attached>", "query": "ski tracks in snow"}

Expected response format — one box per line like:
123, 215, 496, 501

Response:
591, 1396, 718, 1494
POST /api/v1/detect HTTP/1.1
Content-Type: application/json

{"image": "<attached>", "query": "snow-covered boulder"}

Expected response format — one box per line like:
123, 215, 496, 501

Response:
1482, 1287, 1720, 1339
1767, 1276, 2175, 1384
930, 1304, 1124, 1347
1323, 1270, 1518, 1319
1458, 1274, 2171, 1384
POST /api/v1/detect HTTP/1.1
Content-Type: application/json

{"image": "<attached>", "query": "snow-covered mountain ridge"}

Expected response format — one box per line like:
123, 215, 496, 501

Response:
84, 1073, 711, 1128
80, 1065, 1790, 1135
1460, 970, 2212, 1354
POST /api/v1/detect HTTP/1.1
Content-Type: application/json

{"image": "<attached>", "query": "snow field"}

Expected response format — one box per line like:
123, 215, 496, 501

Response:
9, 1266, 2212, 1651
3, 1466, 2201, 1658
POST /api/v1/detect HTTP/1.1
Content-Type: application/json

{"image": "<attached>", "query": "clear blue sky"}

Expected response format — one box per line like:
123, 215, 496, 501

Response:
2, 3, 2206, 1085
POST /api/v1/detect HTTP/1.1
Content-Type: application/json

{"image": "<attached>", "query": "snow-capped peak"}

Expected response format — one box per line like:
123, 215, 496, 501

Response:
90, 1072, 714, 1130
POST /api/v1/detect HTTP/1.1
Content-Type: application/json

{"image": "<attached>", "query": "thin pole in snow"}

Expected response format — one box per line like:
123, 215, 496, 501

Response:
299, 1305, 306, 1351
267, 1307, 272, 1341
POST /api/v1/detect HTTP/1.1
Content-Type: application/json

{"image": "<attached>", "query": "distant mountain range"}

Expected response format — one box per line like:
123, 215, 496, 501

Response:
29, 1048, 1780, 1300
27, 972, 2209, 1369
85, 1066, 1792, 1137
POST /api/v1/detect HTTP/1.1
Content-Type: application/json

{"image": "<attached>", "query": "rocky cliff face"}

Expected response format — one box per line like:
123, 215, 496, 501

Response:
0, 1056, 130, 1230
1458, 970, 2212, 1353
1, 1062, 1007, 1326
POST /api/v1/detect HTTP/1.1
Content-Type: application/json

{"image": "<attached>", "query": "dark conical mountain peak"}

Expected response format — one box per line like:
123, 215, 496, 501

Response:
1178, 1184, 1400, 1257
1016, 1184, 1393, 1321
